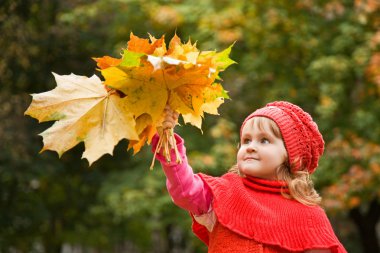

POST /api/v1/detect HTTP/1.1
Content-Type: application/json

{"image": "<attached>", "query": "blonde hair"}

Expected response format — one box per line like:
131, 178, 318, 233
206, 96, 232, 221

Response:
231, 116, 321, 206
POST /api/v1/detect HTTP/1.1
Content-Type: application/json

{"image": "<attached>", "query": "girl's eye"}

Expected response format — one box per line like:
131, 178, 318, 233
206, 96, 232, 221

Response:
242, 138, 251, 144
260, 138, 270, 144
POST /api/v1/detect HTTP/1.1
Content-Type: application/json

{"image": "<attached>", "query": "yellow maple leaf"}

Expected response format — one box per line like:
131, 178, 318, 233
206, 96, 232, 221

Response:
25, 73, 139, 165
101, 63, 168, 122
127, 113, 157, 154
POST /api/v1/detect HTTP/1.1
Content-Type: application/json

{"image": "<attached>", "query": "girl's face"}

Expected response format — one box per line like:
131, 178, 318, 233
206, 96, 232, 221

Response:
237, 117, 287, 180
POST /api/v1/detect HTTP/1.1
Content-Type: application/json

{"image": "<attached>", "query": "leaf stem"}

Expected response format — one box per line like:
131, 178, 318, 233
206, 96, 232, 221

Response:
150, 132, 164, 170
149, 128, 182, 170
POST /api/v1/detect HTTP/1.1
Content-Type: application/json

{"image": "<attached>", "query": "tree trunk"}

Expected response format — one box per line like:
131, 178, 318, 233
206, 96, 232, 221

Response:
166, 223, 189, 253
43, 217, 63, 253
43, 240, 62, 253
349, 198, 380, 253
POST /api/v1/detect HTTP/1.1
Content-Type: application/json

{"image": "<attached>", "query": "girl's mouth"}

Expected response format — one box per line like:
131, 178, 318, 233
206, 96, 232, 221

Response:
245, 157, 259, 161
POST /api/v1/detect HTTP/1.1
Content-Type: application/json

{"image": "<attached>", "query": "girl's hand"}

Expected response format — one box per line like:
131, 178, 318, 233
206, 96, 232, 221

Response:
151, 105, 181, 168
162, 105, 179, 130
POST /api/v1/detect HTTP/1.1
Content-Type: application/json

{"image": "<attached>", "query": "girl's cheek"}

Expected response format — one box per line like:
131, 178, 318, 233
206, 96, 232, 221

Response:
237, 149, 244, 159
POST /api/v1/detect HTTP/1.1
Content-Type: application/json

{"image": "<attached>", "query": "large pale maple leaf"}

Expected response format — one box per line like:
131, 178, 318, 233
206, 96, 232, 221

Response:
25, 33, 235, 165
25, 73, 139, 165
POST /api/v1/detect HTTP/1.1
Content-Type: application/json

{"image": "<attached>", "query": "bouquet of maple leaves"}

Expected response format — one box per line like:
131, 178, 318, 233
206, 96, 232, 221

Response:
25, 33, 235, 167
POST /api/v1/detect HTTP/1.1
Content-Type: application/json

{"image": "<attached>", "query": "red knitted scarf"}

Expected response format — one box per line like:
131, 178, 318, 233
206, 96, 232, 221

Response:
242, 175, 289, 194
192, 173, 346, 253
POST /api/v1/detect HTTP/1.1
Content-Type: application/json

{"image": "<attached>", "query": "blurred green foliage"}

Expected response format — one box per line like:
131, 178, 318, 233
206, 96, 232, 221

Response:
1, 0, 380, 252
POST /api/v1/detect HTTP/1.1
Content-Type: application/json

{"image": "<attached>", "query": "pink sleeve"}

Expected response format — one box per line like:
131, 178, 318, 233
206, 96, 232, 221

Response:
151, 133, 213, 215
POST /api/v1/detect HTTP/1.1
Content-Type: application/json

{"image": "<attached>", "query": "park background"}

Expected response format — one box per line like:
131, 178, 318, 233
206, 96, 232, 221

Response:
1, 0, 380, 252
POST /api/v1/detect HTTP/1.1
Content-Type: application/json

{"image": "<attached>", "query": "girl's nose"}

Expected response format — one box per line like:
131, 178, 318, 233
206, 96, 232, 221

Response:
246, 141, 257, 152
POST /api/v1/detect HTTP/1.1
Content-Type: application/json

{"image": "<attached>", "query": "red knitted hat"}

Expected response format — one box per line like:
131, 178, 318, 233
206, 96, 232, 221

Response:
240, 101, 324, 174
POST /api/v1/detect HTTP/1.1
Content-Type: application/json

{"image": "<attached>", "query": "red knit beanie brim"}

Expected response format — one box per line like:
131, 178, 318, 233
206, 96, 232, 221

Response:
241, 101, 324, 174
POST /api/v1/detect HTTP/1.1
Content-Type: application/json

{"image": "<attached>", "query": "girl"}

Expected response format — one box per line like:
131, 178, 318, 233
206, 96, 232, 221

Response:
152, 101, 347, 253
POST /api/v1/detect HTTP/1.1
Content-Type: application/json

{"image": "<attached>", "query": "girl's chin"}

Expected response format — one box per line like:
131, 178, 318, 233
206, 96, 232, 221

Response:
239, 168, 258, 176
239, 168, 277, 180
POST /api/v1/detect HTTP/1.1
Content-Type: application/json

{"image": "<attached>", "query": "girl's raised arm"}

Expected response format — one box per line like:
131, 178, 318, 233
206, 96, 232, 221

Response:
151, 106, 213, 215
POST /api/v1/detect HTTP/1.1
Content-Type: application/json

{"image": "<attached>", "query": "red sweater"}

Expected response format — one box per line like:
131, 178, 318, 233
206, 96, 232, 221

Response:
152, 134, 346, 252
192, 173, 347, 253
